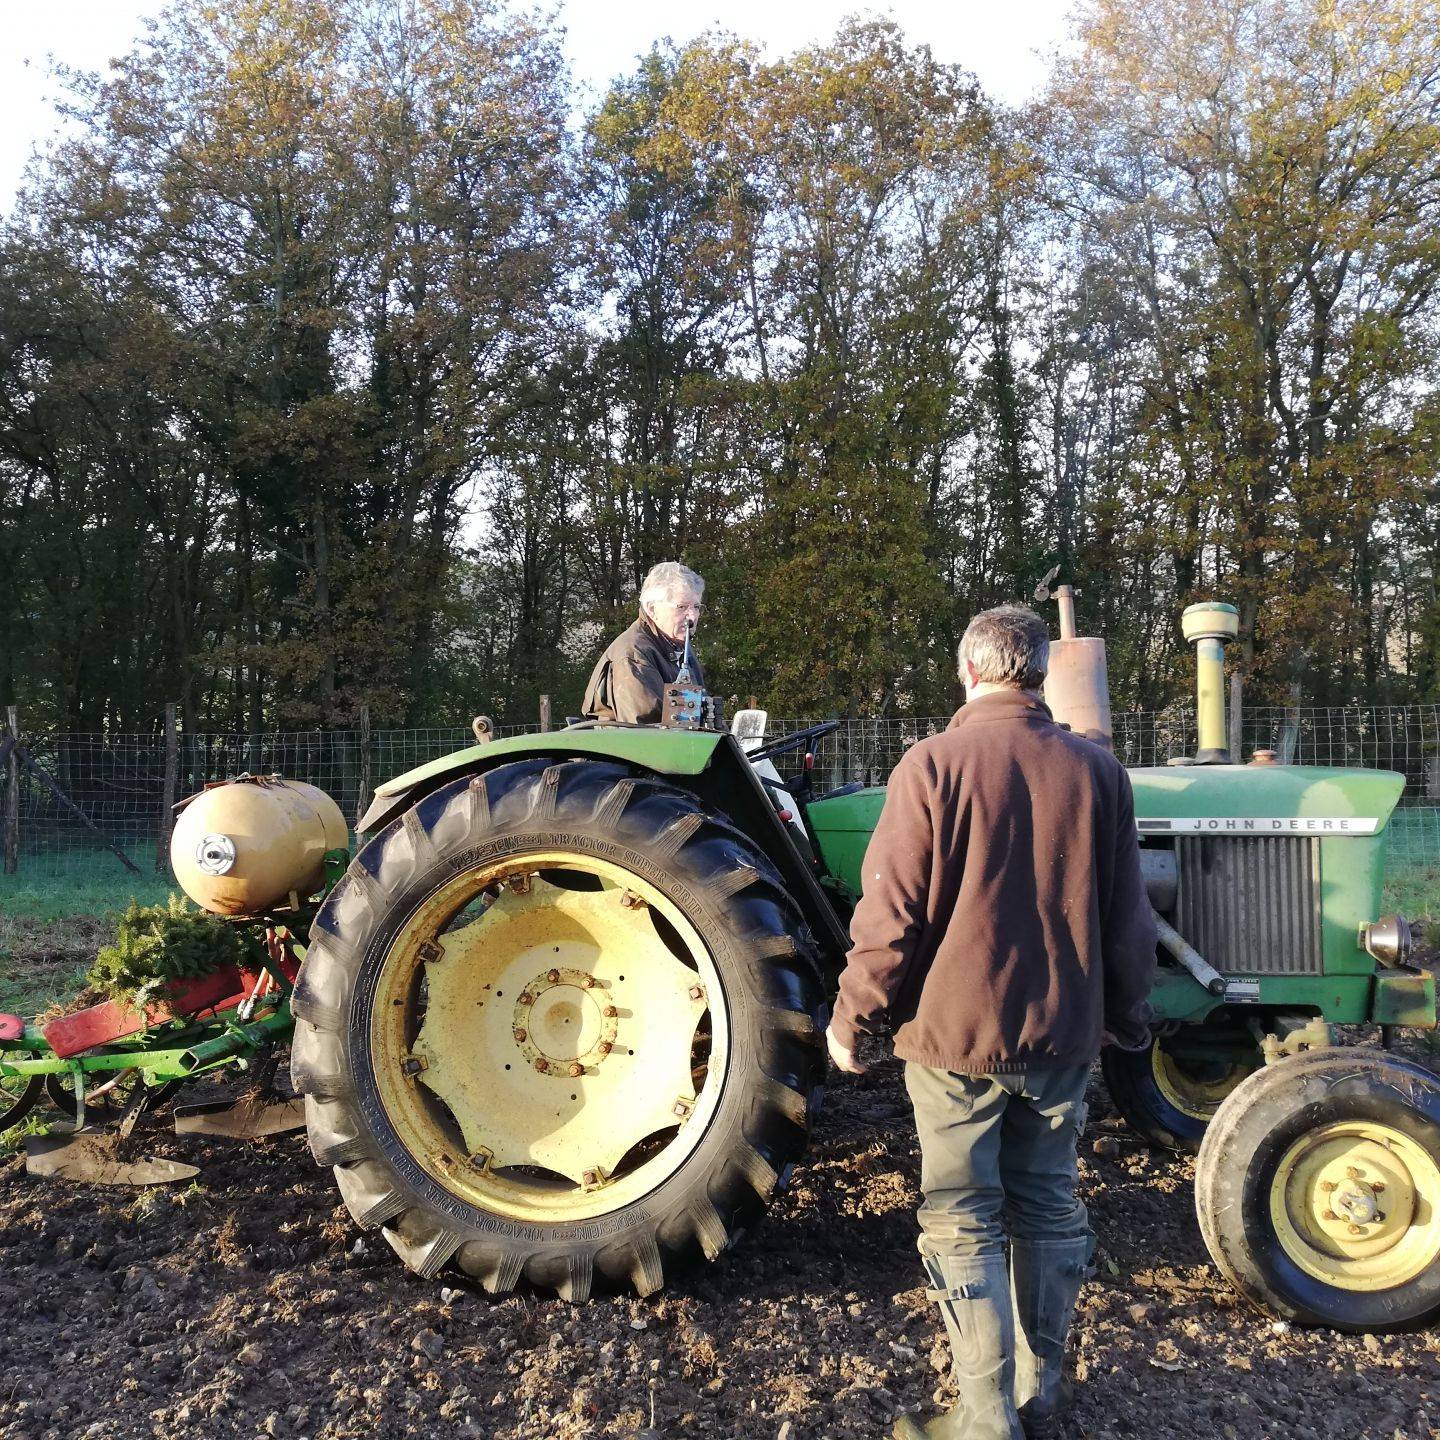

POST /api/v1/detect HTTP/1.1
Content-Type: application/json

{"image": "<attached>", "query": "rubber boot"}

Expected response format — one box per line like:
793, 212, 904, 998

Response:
1009, 1235, 1094, 1436
892, 1253, 1024, 1440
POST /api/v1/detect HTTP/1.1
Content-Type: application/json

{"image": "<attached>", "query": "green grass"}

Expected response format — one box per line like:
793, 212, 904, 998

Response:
1382, 861, 1439, 918
0, 859, 175, 1016
1382, 859, 1439, 955
0, 864, 172, 923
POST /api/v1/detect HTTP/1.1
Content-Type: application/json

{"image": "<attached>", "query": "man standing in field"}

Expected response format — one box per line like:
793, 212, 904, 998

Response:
582, 561, 706, 724
826, 605, 1156, 1440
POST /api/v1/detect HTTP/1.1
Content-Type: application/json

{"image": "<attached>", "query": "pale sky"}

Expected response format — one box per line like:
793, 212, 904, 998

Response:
1, 0, 1077, 209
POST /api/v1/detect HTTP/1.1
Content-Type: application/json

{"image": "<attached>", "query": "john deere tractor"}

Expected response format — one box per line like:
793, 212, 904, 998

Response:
3, 598, 1436, 1331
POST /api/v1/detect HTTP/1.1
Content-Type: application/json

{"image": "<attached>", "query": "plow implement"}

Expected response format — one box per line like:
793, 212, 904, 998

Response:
1, 920, 317, 1185
1, 773, 349, 1184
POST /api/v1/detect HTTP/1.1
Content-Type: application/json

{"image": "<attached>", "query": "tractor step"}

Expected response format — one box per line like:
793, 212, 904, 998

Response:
23, 1131, 200, 1186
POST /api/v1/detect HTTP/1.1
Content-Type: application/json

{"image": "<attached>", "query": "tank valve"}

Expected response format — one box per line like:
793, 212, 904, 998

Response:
195, 834, 237, 875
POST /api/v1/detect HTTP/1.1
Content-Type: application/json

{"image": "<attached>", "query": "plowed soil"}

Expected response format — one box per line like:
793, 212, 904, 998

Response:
2, 1061, 1437, 1440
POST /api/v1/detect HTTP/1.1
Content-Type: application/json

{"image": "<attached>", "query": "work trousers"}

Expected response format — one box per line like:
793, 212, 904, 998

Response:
904, 1062, 1092, 1262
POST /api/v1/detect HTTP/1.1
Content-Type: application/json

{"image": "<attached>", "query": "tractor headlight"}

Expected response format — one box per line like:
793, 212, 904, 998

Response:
1360, 914, 1414, 966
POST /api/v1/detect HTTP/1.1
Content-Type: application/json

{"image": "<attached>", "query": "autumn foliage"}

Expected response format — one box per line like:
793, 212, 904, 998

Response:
2, 0, 1437, 732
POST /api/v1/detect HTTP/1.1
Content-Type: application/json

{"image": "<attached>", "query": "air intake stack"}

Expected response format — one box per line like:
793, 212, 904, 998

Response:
1180, 601, 1239, 764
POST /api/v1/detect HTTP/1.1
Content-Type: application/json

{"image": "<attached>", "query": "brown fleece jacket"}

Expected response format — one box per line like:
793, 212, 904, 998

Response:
830, 689, 1156, 1074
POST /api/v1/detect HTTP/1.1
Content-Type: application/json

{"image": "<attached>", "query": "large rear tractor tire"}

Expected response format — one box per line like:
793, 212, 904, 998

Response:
1101, 1031, 1261, 1151
291, 758, 827, 1300
1196, 1048, 1440, 1330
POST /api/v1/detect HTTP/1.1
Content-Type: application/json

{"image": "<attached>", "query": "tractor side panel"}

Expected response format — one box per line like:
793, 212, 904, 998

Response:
808, 765, 1411, 1028
806, 787, 887, 901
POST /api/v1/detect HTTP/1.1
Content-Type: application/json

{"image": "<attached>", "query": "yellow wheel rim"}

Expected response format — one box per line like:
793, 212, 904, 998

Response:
1269, 1122, 1440, 1290
1151, 1043, 1256, 1122
370, 851, 730, 1224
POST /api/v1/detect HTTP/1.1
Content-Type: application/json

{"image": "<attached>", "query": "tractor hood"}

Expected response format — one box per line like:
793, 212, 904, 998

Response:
804, 764, 1407, 902
1127, 765, 1406, 838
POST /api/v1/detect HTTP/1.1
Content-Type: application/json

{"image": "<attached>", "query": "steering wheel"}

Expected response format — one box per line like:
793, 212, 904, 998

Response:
746, 720, 841, 765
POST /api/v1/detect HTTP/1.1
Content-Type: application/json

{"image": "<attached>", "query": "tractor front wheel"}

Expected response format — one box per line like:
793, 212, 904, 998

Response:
1195, 1048, 1440, 1330
1102, 1031, 1261, 1151
291, 758, 826, 1300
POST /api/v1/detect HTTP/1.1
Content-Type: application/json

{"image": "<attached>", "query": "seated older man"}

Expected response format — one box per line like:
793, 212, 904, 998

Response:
581, 562, 706, 724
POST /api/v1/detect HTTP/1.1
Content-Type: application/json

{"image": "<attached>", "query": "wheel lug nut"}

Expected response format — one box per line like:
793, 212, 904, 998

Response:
1319, 1180, 1337, 1192
1323, 1210, 1339, 1222
569, 1063, 584, 1077
547, 969, 561, 984
519, 991, 534, 1005
513, 1028, 527, 1043
603, 1005, 618, 1018
1347, 1166, 1363, 1179
1347, 1223, 1363, 1235
1372, 1181, 1386, 1192
597, 1042, 612, 1056
582, 975, 598, 989
534, 1058, 549, 1073
689, 985, 704, 1002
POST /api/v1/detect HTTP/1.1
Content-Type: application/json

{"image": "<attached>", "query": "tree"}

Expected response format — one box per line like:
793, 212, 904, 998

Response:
1046, 0, 1440, 701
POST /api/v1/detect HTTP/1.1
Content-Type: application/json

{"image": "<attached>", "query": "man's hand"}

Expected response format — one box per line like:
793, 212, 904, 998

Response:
826, 1025, 869, 1076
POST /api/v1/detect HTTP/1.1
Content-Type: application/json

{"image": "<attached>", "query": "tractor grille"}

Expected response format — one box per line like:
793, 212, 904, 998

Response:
1174, 836, 1323, 975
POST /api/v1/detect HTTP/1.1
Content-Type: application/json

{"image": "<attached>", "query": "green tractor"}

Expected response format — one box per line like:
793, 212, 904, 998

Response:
286, 594, 1437, 1327
3, 598, 1436, 1331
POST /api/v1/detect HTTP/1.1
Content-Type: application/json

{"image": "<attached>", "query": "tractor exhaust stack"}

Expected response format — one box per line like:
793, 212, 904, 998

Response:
1180, 602, 1239, 764
1040, 583, 1113, 746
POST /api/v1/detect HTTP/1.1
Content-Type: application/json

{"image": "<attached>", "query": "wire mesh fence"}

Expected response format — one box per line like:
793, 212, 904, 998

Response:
3, 706, 1437, 908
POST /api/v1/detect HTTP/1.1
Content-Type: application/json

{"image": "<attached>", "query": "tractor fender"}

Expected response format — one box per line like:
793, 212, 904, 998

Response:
358, 727, 851, 977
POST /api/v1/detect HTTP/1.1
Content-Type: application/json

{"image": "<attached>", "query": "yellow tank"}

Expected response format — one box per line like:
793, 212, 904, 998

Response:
170, 776, 348, 915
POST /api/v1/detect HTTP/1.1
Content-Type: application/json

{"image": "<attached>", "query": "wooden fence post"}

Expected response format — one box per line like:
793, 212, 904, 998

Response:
539, 694, 552, 732
157, 703, 178, 873
355, 704, 372, 831
1229, 673, 1243, 764
4, 705, 18, 875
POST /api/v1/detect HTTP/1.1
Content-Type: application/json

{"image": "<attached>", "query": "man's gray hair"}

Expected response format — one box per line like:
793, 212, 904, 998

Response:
640, 561, 705, 609
959, 605, 1050, 690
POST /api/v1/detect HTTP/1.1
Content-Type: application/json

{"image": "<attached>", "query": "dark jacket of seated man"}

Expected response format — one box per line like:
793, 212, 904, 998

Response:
581, 613, 705, 725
